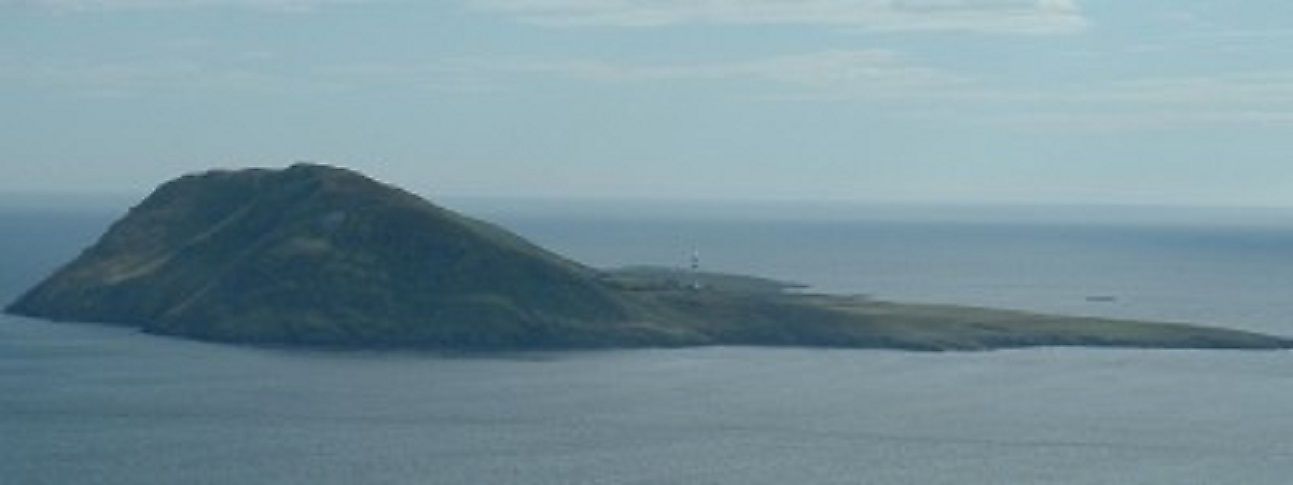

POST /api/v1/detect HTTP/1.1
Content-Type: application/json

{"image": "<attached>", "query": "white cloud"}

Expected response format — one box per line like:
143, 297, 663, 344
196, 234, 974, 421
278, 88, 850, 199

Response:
496, 49, 967, 95
319, 62, 507, 93
0, 50, 965, 100
469, 0, 1087, 34
1102, 73, 1293, 106
989, 72, 1293, 109
9, 0, 1086, 32
990, 110, 1293, 132
11, 50, 1293, 130
1, 0, 366, 12
305, 50, 969, 100
971, 72, 1293, 130
0, 59, 324, 97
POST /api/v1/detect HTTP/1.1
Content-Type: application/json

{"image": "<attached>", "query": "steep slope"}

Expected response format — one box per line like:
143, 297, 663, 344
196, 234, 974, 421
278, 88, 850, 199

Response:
6, 164, 648, 347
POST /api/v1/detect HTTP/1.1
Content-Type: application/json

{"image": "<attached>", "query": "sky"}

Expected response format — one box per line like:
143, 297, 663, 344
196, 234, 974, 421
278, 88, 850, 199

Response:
2, 0, 1292, 207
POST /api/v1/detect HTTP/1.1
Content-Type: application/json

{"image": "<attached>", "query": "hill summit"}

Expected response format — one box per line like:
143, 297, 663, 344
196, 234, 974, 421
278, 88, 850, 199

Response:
8, 164, 1291, 351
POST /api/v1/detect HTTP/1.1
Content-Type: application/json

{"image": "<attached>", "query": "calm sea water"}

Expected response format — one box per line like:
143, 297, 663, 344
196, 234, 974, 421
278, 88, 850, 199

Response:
4, 202, 1293, 484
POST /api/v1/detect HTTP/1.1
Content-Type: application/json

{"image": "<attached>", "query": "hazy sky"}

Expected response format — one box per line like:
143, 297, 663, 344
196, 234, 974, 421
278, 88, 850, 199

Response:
3, 0, 1292, 206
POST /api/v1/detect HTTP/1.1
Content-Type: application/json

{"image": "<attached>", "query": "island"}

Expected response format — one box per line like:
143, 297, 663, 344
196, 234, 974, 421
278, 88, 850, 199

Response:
7, 164, 1290, 351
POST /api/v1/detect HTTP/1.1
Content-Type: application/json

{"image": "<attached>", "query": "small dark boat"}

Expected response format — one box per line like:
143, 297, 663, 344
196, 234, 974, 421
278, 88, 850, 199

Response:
1085, 295, 1118, 303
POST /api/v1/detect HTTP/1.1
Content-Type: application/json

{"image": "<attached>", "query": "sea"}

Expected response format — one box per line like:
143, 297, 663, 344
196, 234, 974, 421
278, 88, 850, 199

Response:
4, 198, 1293, 484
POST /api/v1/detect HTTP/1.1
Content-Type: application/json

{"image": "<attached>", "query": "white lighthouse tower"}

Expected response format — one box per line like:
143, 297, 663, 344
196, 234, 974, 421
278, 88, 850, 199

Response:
689, 248, 701, 291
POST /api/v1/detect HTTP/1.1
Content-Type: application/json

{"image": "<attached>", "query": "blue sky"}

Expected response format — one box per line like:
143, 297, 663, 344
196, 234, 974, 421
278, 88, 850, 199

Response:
3, 0, 1292, 206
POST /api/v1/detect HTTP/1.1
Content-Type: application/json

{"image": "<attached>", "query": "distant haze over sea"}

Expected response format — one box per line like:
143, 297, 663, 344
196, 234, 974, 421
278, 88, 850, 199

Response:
447, 197, 1293, 228
10, 191, 1293, 227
